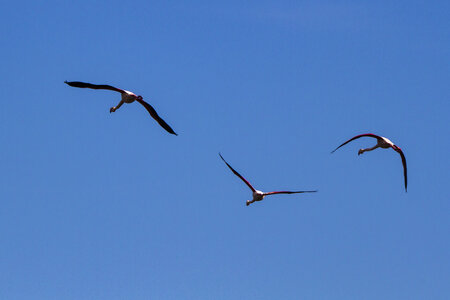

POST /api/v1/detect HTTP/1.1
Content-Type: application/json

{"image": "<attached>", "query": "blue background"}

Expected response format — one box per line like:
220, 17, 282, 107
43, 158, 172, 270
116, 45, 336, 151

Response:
1, 1, 449, 299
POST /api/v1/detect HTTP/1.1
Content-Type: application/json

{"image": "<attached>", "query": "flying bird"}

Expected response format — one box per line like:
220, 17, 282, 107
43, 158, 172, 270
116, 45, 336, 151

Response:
331, 133, 407, 191
219, 153, 317, 206
64, 81, 177, 135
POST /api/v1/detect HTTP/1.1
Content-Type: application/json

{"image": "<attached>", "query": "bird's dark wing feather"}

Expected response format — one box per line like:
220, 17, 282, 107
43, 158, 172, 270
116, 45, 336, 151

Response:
136, 98, 177, 135
331, 133, 382, 153
64, 81, 124, 93
396, 148, 408, 192
264, 190, 317, 196
219, 153, 256, 192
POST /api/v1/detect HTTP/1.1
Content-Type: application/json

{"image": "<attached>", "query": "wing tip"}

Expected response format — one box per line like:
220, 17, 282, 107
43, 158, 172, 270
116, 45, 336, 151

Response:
302, 190, 318, 194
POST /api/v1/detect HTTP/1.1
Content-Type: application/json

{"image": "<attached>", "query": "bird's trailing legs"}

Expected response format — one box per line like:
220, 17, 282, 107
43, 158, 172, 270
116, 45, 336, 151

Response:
246, 199, 260, 206
110, 100, 124, 113
358, 144, 379, 155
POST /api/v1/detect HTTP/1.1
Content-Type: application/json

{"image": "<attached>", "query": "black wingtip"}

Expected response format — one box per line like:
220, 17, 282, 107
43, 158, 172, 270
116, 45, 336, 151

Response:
218, 152, 227, 162
163, 127, 178, 136
166, 126, 178, 136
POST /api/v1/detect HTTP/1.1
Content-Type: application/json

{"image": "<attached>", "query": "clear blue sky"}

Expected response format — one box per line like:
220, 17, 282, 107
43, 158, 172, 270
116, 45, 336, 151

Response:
1, 1, 449, 299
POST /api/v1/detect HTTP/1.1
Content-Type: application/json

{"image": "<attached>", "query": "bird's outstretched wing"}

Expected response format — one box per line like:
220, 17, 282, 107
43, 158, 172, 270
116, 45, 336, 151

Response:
396, 148, 408, 192
264, 190, 317, 196
331, 133, 382, 153
65, 81, 124, 93
219, 153, 256, 192
135, 98, 177, 135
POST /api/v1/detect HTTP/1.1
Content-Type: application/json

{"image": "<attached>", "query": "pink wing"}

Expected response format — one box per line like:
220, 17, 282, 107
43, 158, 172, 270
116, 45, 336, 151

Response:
219, 153, 256, 192
331, 133, 382, 153
264, 190, 317, 196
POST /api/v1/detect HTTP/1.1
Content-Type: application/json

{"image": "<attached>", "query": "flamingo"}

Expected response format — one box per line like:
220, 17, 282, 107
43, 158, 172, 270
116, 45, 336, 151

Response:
331, 133, 407, 191
64, 81, 177, 135
219, 153, 317, 206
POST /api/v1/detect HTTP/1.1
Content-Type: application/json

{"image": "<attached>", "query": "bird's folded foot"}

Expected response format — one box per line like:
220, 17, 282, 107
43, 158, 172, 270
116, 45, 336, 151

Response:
110, 107, 116, 113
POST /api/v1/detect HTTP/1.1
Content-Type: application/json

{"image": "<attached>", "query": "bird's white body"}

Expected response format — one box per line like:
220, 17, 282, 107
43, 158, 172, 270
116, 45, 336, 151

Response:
247, 190, 265, 206
121, 90, 137, 103
379, 137, 394, 148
